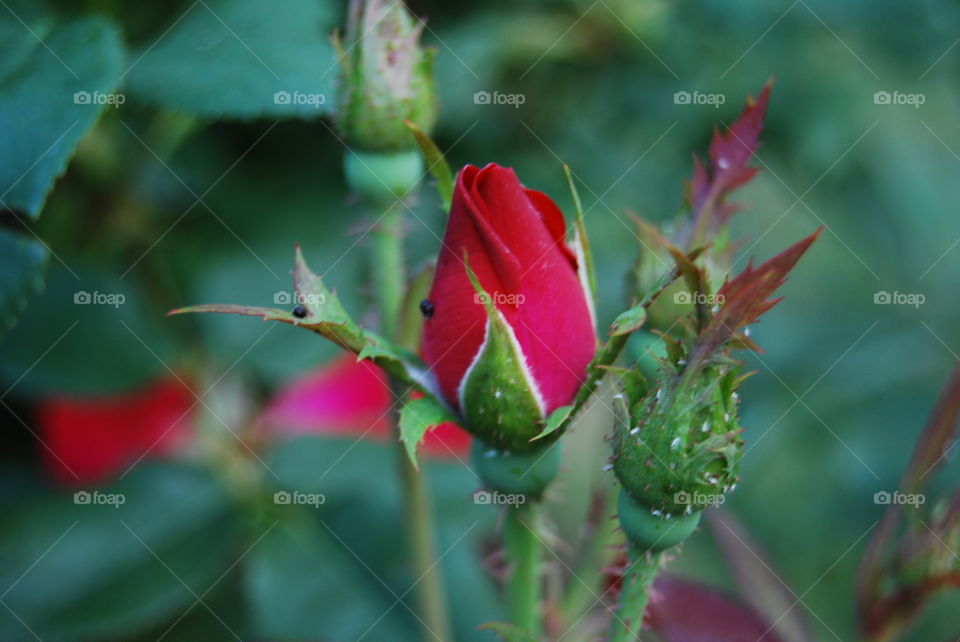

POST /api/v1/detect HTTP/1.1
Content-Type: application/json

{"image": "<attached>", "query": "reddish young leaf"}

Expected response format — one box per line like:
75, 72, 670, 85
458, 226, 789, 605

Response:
689, 228, 821, 368
646, 575, 786, 642
857, 367, 960, 640
686, 81, 773, 247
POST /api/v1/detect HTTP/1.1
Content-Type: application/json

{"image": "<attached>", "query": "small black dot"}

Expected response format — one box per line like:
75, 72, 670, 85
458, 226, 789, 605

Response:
419, 299, 435, 319
292, 305, 308, 319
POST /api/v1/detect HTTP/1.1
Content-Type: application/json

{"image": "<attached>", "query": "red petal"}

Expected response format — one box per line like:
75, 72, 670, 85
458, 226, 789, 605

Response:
37, 377, 194, 486
262, 355, 471, 458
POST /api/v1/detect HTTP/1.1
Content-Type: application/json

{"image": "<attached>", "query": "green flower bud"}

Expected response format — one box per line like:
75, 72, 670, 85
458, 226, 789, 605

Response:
612, 354, 744, 518
335, 0, 438, 153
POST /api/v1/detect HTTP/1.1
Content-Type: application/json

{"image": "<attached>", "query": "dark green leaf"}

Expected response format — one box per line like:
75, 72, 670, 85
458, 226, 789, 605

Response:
125, 0, 339, 119
0, 15, 124, 217
0, 228, 47, 336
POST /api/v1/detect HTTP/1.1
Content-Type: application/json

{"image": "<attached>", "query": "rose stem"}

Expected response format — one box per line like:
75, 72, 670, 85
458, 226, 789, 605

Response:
504, 501, 543, 636
372, 202, 452, 642
607, 547, 662, 642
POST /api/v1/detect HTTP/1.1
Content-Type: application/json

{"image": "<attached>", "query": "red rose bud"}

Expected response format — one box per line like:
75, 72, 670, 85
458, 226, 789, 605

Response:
422, 164, 596, 451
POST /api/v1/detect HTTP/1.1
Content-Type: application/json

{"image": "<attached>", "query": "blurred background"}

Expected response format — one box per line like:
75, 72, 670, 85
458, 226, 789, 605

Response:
2, 0, 959, 639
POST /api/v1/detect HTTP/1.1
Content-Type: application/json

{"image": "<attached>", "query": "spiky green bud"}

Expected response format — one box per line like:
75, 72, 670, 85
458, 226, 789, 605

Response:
335, 0, 438, 153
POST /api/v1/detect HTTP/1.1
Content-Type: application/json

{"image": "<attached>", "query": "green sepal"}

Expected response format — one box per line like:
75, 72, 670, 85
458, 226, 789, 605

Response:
407, 121, 453, 211
471, 439, 561, 499
564, 165, 596, 324
529, 405, 573, 442
460, 254, 546, 451
399, 396, 458, 470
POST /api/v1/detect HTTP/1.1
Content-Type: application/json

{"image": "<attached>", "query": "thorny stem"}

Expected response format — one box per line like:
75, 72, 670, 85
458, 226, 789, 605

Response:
608, 548, 662, 642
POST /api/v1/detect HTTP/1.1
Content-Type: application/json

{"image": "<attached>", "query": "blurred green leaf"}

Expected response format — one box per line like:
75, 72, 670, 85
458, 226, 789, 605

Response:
0, 228, 48, 336
0, 266, 172, 396
125, 0, 339, 119
245, 510, 415, 641
0, 463, 239, 640
0, 14, 124, 217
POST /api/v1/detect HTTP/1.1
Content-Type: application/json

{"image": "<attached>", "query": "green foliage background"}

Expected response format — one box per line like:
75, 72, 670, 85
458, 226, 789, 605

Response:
2, 0, 959, 639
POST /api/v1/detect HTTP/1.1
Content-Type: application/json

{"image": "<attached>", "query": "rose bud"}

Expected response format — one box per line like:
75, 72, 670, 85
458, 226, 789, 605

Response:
334, 0, 438, 199
422, 164, 596, 453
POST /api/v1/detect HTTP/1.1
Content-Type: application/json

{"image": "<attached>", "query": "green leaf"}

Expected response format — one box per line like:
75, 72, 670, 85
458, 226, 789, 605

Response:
407, 120, 454, 210
399, 396, 458, 470
170, 245, 432, 392
125, 0, 339, 119
0, 266, 172, 395
479, 621, 539, 642
0, 464, 239, 640
0, 228, 47, 336
609, 303, 647, 336
0, 14, 124, 217
530, 404, 573, 441
245, 512, 413, 642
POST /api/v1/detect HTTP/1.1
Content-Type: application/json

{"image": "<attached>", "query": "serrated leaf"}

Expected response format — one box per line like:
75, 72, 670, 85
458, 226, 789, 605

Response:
0, 14, 124, 217
399, 396, 457, 470
170, 245, 433, 394
0, 228, 48, 336
125, 0, 339, 119
407, 121, 453, 210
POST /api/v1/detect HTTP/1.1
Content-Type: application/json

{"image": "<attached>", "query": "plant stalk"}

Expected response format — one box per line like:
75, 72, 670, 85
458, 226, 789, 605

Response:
504, 502, 542, 637
608, 547, 662, 642
371, 201, 452, 642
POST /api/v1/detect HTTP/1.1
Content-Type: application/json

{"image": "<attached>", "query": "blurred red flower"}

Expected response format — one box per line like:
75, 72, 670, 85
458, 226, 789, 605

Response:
262, 354, 471, 457
37, 377, 194, 486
